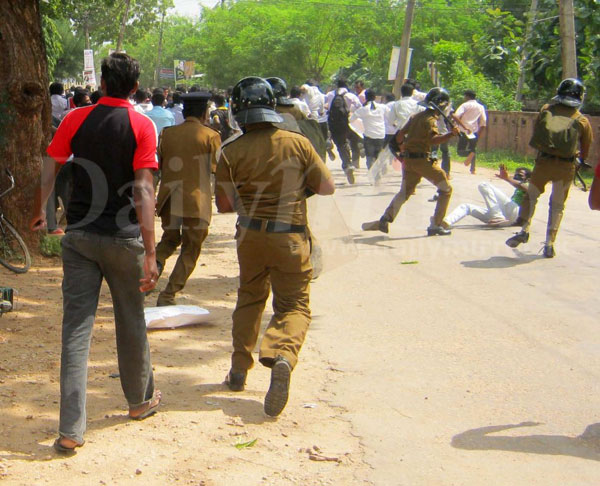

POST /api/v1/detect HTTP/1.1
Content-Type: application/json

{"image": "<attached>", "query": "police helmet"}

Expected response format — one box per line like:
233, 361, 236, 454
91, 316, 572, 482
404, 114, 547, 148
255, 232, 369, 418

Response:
266, 77, 295, 107
231, 77, 284, 125
420, 87, 450, 108
552, 78, 584, 107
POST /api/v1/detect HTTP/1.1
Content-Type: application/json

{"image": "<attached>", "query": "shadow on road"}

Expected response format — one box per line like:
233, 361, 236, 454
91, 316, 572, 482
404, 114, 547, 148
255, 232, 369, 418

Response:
452, 422, 600, 461
461, 253, 544, 268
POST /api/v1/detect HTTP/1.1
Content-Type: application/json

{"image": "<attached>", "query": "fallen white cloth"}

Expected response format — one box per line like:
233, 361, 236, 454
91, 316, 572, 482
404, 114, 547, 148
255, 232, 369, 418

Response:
144, 305, 210, 329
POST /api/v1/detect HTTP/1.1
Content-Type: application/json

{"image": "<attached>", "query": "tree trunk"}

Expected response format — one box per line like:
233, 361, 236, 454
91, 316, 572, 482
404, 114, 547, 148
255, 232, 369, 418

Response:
0, 0, 50, 249
116, 0, 132, 52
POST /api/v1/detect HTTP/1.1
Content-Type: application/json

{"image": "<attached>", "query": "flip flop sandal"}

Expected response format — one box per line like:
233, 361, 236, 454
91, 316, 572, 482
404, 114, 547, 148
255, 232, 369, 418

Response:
53, 437, 85, 454
129, 390, 162, 420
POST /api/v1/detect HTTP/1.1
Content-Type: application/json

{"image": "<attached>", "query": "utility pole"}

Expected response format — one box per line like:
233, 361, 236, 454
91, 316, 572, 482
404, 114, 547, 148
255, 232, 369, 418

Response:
154, 8, 166, 86
558, 0, 577, 78
515, 0, 538, 102
393, 0, 416, 98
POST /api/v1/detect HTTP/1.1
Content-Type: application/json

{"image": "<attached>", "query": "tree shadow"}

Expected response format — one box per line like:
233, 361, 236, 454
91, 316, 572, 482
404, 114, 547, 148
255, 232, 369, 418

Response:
452, 422, 600, 461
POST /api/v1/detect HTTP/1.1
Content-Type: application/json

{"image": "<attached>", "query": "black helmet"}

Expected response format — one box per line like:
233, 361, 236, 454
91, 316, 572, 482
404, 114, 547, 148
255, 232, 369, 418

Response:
266, 77, 295, 107
231, 76, 284, 125
552, 78, 584, 107
420, 87, 450, 108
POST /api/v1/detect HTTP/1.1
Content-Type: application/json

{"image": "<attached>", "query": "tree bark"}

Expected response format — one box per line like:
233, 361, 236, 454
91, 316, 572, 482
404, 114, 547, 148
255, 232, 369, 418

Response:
116, 0, 132, 52
0, 0, 50, 249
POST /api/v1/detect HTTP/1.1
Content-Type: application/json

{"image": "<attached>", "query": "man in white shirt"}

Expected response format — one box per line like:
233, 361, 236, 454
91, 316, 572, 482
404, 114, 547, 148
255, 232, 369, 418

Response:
349, 90, 386, 169
133, 89, 152, 114
383, 93, 397, 145
50, 82, 69, 121
289, 86, 311, 118
453, 90, 487, 174
389, 83, 424, 131
404, 78, 426, 102
167, 91, 184, 125
354, 80, 366, 104
325, 79, 363, 183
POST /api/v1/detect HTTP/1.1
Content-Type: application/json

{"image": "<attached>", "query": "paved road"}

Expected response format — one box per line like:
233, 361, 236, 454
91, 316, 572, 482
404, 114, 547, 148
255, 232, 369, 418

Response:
310, 162, 600, 485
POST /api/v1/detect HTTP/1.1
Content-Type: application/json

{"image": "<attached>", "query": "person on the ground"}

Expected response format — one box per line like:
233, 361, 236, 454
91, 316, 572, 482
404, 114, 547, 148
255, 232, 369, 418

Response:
453, 90, 487, 174
325, 78, 362, 183
361, 87, 460, 236
506, 78, 593, 258
154, 92, 221, 306
210, 93, 234, 142
443, 165, 531, 228
349, 89, 386, 170
146, 88, 175, 135
29, 52, 161, 454
215, 76, 335, 417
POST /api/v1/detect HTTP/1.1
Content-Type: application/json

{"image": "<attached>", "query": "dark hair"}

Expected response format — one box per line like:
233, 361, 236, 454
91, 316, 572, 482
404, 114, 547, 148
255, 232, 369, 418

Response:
213, 93, 226, 106
100, 53, 140, 98
384, 93, 396, 102
355, 80, 364, 89
172, 91, 182, 104
183, 103, 208, 119
49, 82, 64, 96
73, 89, 90, 107
336, 78, 348, 89
90, 90, 102, 104
515, 167, 531, 179
290, 86, 302, 98
400, 83, 414, 97
365, 89, 377, 109
134, 89, 148, 104
151, 92, 165, 106
464, 90, 476, 99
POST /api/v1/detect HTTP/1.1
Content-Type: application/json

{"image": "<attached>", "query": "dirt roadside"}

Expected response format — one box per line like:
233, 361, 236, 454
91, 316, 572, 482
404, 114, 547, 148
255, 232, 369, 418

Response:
0, 211, 371, 485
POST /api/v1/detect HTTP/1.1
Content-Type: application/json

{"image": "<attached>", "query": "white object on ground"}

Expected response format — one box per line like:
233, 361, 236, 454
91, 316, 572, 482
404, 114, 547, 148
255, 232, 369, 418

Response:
367, 146, 395, 185
144, 305, 210, 329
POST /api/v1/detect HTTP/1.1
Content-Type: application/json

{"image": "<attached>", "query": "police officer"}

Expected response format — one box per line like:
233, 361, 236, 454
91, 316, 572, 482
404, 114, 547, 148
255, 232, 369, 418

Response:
215, 77, 335, 417
154, 92, 221, 306
362, 88, 460, 235
506, 79, 593, 257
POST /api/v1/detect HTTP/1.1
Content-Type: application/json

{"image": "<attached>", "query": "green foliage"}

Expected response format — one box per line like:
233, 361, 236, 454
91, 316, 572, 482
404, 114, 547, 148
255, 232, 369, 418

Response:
39, 234, 62, 257
42, 15, 63, 77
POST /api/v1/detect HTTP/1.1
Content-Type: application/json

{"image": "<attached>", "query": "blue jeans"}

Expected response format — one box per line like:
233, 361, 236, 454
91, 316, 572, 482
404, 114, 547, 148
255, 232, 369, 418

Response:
59, 230, 155, 443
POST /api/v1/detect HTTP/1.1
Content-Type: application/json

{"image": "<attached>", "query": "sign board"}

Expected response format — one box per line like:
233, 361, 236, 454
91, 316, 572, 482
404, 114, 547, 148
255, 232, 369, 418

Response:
174, 60, 195, 81
83, 69, 97, 88
83, 49, 94, 70
159, 68, 175, 80
387, 46, 413, 81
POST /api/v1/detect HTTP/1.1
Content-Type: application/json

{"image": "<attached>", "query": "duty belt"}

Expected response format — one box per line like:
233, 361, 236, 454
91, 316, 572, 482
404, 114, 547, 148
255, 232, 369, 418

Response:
539, 152, 576, 162
238, 216, 306, 233
403, 152, 430, 159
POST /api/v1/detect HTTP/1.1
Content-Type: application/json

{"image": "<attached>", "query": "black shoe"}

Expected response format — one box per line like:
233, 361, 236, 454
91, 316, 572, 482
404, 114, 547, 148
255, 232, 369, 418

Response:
506, 231, 529, 248
361, 218, 389, 234
543, 244, 555, 258
225, 369, 247, 392
264, 357, 291, 417
427, 225, 451, 236
428, 193, 439, 202
345, 169, 355, 184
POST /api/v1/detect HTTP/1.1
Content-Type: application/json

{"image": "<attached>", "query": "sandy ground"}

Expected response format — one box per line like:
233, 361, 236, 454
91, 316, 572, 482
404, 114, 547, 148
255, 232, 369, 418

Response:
1, 155, 600, 485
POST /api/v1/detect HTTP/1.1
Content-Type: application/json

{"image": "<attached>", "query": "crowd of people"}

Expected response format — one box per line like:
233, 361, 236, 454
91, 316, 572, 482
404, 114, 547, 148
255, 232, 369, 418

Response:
29, 51, 594, 455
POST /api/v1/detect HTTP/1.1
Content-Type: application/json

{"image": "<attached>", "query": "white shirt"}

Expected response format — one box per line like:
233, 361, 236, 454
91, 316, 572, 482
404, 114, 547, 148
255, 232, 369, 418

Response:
412, 89, 427, 102
134, 102, 152, 114
291, 98, 311, 118
350, 102, 386, 139
325, 88, 362, 114
384, 101, 398, 135
455, 99, 487, 133
51, 94, 69, 121
301, 85, 325, 120
168, 103, 184, 125
390, 96, 424, 130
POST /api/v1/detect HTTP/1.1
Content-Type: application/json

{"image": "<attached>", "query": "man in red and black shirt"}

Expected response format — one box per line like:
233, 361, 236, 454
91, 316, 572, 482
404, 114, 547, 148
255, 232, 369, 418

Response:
30, 53, 161, 454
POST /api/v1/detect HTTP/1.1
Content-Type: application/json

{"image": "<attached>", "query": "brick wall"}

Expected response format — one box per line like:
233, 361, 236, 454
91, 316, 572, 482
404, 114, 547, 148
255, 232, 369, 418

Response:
479, 111, 600, 164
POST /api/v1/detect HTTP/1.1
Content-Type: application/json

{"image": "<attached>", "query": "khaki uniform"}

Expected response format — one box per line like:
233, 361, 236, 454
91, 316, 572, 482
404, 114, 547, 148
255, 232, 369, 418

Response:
215, 123, 331, 371
155, 117, 221, 304
519, 104, 593, 243
383, 109, 452, 226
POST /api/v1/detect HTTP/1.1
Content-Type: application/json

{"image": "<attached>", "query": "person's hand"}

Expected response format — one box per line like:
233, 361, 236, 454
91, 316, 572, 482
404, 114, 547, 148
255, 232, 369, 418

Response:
451, 125, 460, 136
495, 163, 509, 180
29, 212, 47, 232
139, 253, 159, 293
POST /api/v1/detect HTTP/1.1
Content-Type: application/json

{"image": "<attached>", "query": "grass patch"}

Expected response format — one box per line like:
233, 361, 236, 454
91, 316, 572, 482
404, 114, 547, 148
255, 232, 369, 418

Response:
39, 234, 62, 257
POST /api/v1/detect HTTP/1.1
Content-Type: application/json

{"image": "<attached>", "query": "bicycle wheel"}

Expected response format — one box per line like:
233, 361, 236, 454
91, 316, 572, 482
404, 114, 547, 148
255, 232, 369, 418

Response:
0, 218, 31, 273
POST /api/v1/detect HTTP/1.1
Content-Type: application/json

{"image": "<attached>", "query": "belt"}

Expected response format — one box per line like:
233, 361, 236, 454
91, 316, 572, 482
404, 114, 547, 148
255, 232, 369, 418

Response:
404, 152, 430, 159
238, 216, 306, 233
539, 152, 576, 162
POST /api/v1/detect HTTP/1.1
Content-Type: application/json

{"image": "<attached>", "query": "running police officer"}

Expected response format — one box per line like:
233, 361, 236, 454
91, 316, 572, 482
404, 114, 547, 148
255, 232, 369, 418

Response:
506, 79, 593, 257
362, 88, 460, 235
215, 77, 335, 417
154, 92, 221, 305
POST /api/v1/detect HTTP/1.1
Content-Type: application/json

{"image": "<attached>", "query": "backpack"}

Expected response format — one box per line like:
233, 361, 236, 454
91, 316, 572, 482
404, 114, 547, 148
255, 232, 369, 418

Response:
327, 91, 349, 130
529, 108, 584, 158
